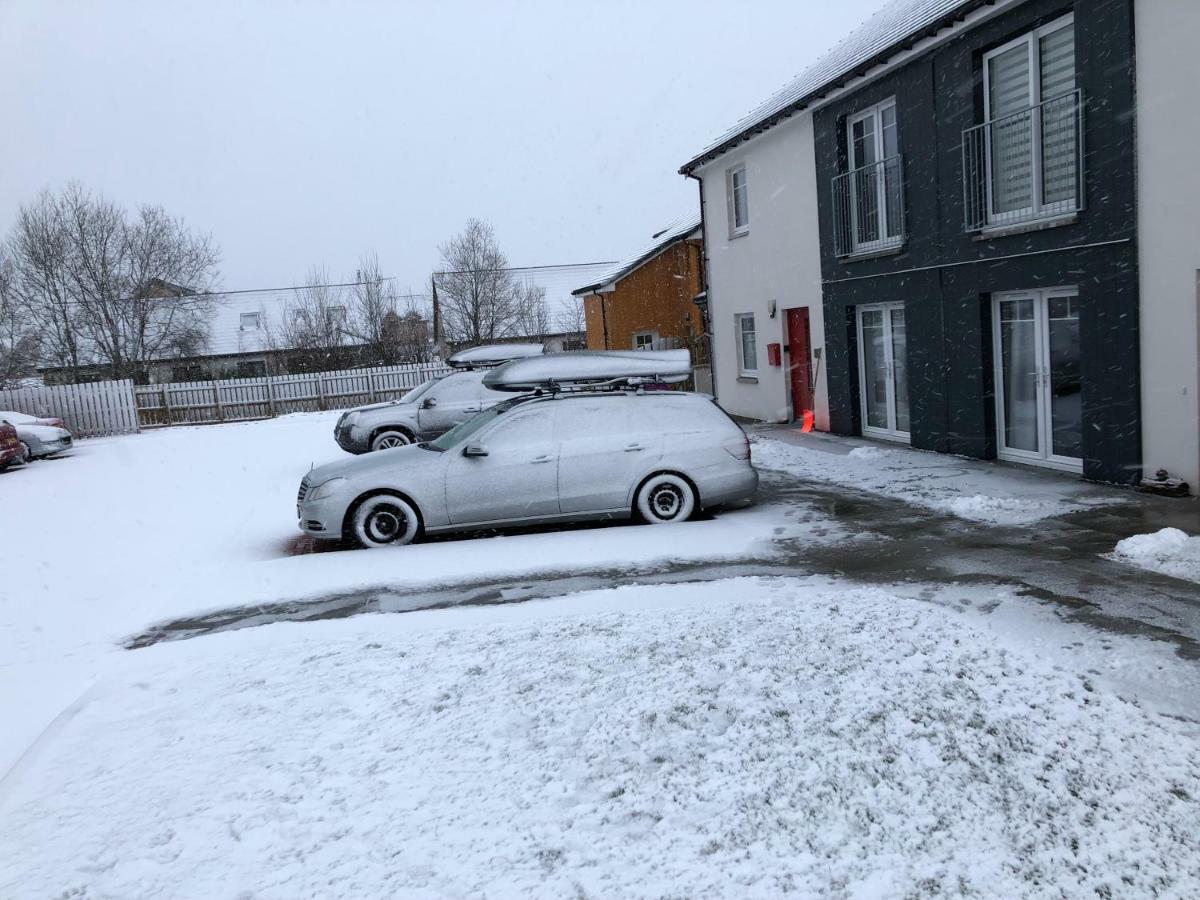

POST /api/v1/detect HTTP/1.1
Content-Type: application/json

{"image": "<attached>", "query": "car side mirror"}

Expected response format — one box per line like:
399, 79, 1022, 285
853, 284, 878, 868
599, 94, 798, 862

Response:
462, 443, 489, 458
422, 397, 438, 409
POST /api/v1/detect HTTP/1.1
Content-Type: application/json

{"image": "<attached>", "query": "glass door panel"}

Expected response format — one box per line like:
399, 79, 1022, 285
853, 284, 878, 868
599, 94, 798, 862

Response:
890, 307, 909, 433
993, 290, 1082, 472
860, 309, 889, 430
857, 303, 908, 440
1046, 295, 1081, 460
988, 43, 1034, 216
997, 297, 1040, 454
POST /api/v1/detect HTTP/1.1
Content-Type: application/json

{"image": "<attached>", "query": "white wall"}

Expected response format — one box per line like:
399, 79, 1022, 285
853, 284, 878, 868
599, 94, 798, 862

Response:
1136, 0, 1200, 490
695, 112, 828, 429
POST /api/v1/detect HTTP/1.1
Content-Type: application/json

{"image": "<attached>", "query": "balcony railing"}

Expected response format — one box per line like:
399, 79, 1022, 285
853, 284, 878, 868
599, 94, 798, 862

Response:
832, 155, 906, 258
963, 89, 1083, 232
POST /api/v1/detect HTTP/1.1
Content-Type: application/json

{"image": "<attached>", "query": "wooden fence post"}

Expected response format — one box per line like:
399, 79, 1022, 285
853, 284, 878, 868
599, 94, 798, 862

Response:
368, 371, 377, 402
161, 385, 172, 426
213, 383, 224, 422
266, 376, 276, 417
316, 374, 326, 411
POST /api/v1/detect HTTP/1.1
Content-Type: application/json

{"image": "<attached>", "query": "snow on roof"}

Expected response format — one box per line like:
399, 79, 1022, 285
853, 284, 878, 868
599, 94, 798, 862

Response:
572, 215, 702, 297
446, 343, 545, 368
483, 349, 692, 392
680, 0, 979, 173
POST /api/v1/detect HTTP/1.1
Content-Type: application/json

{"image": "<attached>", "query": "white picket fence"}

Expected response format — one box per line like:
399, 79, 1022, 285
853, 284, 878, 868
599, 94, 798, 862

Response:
0, 380, 140, 438
133, 361, 452, 428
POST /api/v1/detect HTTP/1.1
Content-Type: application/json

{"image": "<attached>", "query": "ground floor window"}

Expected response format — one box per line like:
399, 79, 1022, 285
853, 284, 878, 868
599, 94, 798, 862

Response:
992, 288, 1081, 471
735, 313, 758, 375
633, 330, 658, 351
856, 302, 909, 440
237, 360, 267, 378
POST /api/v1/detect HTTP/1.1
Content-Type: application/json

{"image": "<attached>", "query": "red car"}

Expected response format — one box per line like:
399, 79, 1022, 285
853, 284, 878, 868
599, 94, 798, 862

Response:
0, 420, 27, 469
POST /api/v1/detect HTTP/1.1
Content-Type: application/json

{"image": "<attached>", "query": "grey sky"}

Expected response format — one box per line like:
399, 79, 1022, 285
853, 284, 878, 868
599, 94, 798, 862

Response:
1, 0, 883, 293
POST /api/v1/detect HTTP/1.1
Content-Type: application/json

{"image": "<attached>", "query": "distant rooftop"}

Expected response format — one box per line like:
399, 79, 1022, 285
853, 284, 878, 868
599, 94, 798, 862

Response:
572, 215, 702, 296
680, 0, 982, 173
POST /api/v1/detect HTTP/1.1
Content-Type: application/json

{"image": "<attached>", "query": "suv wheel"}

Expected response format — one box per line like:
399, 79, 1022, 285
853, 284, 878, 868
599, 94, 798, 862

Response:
636, 474, 696, 524
349, 493, 421, 548
371, 429, 413, 451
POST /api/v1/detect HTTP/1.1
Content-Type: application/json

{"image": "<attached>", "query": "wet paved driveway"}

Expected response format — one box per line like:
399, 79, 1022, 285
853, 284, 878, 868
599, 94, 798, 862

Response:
126, 466, 1200, 659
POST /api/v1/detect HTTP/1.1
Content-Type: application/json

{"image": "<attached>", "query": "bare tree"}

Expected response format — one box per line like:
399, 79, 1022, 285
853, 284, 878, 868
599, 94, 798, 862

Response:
434, 219, 530, 344
7, 188, 85, 376
0, 249, 42, 387
513, 279, 550, 342
5, 183, 220, 381
555, 294, 586, 337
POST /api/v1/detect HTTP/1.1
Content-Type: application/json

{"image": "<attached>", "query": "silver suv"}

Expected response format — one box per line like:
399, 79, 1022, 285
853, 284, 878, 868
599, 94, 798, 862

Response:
334, 370, 516, 453
300, 389, 758, 548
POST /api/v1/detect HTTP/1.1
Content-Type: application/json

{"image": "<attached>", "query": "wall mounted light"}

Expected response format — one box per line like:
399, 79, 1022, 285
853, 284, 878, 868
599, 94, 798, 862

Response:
768, 298, 777, 319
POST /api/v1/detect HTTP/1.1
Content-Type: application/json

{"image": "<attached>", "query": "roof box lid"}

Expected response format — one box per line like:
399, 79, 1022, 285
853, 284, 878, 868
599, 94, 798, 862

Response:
483, 349, 691, 392
446, 343, 545, 369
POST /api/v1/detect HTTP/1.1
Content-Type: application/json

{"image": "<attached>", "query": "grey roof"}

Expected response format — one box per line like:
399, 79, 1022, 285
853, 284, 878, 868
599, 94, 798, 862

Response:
680, 0, 982, 173
572, 215, 702, 296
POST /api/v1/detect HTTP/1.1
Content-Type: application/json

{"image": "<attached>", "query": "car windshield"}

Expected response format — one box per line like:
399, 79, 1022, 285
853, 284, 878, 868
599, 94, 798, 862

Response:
398, 379, 437, 405
428, 406, 506, 451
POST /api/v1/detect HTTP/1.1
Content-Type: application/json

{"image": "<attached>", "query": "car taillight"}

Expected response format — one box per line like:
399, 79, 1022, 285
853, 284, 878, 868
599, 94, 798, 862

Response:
723, 435, 751, 460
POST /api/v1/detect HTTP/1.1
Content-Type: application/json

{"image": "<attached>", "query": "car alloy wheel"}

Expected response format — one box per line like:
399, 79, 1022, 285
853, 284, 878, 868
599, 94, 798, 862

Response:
371, 430, 412, 451
351, 494, 420, 548
636, 473, 696, 524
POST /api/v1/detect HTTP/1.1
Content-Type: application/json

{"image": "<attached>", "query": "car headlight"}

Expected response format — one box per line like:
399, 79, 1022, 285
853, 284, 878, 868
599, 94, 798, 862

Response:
343, 412, 360, 428
306, 477, 348, 502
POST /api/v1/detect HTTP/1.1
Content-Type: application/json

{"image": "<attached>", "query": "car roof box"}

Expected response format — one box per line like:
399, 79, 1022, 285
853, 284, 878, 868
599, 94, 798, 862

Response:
483, 349, 691, 392
446, 343, 545, 369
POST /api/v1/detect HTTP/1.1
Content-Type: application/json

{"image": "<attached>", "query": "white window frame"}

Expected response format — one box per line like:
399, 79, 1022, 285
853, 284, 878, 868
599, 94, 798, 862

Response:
981, 13, 1076, 225
633, 330, 658, 351
855, 302, 910, 442
735, 313, 758, 376
727, 164, 749, 237
845, 98, 901, 252
239, 312, 260, 331
991, 286, 1082, 473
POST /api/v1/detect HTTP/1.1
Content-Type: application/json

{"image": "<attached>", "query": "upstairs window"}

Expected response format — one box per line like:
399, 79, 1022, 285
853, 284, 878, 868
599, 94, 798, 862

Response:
633, 330, 657, 350
727, 164, 749, 236
969, 14, 1079, 228
835, 98, 904, 255
239, 312, 260, 330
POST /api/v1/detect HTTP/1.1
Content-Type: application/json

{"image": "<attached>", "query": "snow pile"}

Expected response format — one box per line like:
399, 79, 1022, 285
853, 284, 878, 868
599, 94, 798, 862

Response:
2, 578, 1196, 898
1109, 527, 1200, 583
753, 432, 1116, 526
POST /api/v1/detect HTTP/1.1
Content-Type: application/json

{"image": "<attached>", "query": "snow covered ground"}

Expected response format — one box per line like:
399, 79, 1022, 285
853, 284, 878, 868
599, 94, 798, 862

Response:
753, 428, 1121, 526
1108, 527, 1200, 584
2, 577, 1197, 898
3, 413, 1198, 898
0, 413, 835, 778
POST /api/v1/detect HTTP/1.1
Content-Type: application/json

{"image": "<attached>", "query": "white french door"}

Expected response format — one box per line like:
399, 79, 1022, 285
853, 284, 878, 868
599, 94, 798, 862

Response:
856, 302, 909, 441
992, 289, 1082, 472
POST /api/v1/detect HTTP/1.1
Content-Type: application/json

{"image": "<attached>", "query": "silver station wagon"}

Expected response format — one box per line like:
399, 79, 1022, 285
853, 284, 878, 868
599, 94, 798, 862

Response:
298, 388, 758, 548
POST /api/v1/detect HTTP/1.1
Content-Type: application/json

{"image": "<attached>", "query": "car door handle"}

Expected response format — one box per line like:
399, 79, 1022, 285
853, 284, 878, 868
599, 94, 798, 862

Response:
532, 454, 553, 464
624, 443, 644, 452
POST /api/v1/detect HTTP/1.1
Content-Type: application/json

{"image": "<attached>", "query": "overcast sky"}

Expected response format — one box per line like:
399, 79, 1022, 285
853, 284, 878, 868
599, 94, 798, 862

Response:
1, 0, 884, 293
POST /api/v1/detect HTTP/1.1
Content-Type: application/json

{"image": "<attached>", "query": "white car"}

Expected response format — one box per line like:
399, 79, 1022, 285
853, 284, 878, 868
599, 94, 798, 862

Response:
0, 411, 74, 459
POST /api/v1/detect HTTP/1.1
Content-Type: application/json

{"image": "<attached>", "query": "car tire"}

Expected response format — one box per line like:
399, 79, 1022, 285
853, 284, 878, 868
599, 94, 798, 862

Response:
349, 493, 421, 549
370, 429, 413, 451
635, 473, 696, 524
17, 443, 31, 465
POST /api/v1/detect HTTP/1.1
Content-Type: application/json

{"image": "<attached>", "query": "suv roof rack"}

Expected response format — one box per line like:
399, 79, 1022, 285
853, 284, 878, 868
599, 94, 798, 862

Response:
446, 343, 545, 370
482, 349, 691, 393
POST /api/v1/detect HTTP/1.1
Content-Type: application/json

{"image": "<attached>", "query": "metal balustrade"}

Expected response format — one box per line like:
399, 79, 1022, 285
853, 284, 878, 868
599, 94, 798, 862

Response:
832, 155, 906, 258
962, 89, 1083, 232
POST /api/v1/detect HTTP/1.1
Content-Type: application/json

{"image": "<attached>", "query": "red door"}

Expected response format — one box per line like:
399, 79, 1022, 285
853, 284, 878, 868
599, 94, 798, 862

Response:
786, 307, 814, 420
